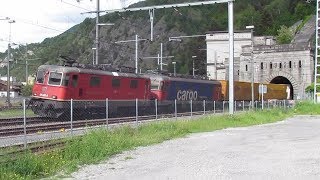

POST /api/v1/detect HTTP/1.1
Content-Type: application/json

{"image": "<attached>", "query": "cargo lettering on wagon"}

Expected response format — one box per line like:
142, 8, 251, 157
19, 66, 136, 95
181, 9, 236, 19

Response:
177, 90, 198, 101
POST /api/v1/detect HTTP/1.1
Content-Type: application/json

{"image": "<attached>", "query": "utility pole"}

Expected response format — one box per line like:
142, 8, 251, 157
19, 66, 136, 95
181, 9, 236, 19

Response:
6, 19, 15, 106
246, 25, 255, 108
160, 43, 163, 71
228, 1, 234, 114
95, 0, 100, 65
115, 35, 148, 74
192, 56, 197, 77
172, 61, 176, 76
7, 43, 11, 106
135, 34, 138, 73
25, 44, 29, 85
149, 9, 154, 41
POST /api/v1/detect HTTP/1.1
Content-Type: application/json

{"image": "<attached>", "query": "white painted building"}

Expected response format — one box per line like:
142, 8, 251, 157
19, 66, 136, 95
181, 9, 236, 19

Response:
0, 76, 16, 82
206, 31, 252, 80
0, 91, 19, 98
205, 31, 277, 81
205, 31, 313, 99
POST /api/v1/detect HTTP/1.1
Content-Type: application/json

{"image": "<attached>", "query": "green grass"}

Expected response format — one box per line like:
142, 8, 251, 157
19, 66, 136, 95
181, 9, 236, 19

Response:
0, 101, 319, 179
0, 109, 35, 118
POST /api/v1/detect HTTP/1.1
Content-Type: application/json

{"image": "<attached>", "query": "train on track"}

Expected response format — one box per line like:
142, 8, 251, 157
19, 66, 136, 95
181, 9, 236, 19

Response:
30, 58, 291, 119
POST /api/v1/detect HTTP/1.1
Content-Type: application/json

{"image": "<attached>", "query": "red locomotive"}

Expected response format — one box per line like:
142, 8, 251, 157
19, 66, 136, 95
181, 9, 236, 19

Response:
31, 59, 152, 118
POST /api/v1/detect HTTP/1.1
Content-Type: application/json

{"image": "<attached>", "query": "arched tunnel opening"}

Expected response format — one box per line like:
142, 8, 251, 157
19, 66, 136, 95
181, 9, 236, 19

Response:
270, 76, 293, 99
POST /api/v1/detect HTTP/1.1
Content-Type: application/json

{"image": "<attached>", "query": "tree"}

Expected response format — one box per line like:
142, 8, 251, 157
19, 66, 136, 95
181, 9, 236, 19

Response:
276, 25, 294, 44
21, 84, 33, 97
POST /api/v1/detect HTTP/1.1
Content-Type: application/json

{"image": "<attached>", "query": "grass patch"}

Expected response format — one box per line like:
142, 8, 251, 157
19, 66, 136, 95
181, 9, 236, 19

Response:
0, 101, 319, 179
0, 109, 35, 118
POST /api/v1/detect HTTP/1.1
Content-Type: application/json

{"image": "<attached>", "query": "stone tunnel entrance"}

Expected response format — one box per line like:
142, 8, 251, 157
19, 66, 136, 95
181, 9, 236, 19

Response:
269, 76, 293, 99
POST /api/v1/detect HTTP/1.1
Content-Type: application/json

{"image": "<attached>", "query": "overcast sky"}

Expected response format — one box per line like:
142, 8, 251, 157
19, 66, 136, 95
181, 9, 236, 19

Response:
0, 0, 143, 52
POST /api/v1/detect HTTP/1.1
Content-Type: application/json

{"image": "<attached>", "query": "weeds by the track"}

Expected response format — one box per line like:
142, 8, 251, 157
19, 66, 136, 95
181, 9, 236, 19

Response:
0, 101, 318, 179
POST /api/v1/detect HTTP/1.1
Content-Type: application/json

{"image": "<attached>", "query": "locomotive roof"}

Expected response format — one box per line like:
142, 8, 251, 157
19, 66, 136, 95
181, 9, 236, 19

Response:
38, 65, 150, 79
147, 74, 221, 85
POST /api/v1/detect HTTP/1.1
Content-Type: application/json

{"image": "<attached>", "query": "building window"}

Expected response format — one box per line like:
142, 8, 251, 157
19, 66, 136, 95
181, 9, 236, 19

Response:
289, 61, 292, 68
246, 65, 248, 71
299, 61, 302, 68
130, 80, 138, 89
270, 63, 272, 69
90, 76, 100, 87
112, 78, 120, 87
261, 62, 263, 70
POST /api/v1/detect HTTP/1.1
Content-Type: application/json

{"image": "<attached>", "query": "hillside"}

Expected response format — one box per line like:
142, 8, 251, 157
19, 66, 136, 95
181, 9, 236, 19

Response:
0, 0, 316, 82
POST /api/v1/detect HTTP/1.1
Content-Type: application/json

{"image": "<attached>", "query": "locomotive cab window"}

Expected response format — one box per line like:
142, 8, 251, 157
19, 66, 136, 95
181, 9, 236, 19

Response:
130, 80, 138, 89
151, 80, 160, 90
112, 78, 120, 87
72, 75, 78, 87
62, 74, 70, 87
48, 72, 62, 86
90, 76, 101, 87
160, 81, 167, 91
36, 70, 45, 84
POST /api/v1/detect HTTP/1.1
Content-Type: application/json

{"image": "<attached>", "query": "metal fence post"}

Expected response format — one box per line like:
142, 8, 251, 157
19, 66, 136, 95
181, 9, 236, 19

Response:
136, 98, 138, 126
284, 100, 286, 109
23, 99, 27, 149
255, 101, 257, 110
243, 100, 245, 111
175, 99, 177, 120
234, 101, 237, 112
214, 101, 216, 114
268, 100, 270, 109
155, 99, 158, 120
223, 101, 225, 113
190, 99, 193, 117
106, 98, 109, 129
203, 100, 206, 115
70, 99, 73, 136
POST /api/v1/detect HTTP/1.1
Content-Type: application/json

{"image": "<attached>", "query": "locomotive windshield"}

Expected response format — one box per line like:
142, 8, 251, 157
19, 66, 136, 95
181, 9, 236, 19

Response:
151, 80, 160, 90
48, 72, 62, 86
36, 70, 45, 84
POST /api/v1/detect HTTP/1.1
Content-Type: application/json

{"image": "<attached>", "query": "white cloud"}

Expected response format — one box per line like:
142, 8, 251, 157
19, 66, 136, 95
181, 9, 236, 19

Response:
0, 0, 144, 52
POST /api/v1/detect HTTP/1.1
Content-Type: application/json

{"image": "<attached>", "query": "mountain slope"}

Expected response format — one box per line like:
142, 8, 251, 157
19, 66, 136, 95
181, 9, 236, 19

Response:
0, 0, 315, 82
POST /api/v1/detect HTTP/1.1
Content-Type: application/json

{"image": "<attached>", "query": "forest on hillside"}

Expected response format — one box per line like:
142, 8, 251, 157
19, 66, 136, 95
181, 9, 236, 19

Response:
0, 0, 315, 82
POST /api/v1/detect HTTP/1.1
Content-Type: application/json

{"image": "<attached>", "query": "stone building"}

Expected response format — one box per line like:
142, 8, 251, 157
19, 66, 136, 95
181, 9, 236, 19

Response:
206, 16, 315, 100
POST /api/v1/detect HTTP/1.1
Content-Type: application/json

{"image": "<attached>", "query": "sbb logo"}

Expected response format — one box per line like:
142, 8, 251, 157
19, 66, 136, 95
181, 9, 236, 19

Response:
177, 90, 198, 101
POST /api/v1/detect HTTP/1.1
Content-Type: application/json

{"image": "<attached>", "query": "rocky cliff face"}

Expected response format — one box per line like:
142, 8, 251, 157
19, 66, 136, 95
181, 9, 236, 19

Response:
95, 14, 188, 72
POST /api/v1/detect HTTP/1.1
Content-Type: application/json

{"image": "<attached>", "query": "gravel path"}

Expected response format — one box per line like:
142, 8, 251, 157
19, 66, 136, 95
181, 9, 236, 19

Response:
65, 115, 320, 180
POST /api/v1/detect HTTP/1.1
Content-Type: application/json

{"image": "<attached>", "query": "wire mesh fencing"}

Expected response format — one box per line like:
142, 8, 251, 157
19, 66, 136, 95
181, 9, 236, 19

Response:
0, 98, 296, 153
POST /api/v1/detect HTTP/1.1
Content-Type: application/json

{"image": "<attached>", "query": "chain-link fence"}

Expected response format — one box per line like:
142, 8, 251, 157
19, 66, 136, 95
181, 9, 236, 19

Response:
0, 99, 295, 153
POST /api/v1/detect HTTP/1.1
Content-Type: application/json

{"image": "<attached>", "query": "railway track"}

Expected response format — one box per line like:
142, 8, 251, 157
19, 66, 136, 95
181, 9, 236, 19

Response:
0, 117, 56, 127
0, 110, 226, 137
0, 111, 219, 156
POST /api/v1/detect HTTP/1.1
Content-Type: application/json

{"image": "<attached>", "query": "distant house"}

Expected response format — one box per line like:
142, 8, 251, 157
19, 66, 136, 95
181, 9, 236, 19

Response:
0, 79, 21, 98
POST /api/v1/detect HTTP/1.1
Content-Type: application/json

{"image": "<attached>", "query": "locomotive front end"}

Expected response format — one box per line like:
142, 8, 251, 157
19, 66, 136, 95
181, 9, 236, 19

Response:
31, 65, 71, 118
